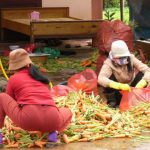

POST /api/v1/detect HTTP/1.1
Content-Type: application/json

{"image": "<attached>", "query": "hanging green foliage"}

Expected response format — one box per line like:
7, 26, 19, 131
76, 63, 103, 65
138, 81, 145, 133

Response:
104, 9, 116, 21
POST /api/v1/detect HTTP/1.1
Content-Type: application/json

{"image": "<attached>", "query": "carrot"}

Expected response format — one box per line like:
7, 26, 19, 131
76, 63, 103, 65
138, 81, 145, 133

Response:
104, 114, 112, 121
109, 126, 117, 131
133, 110, 145, 116
113, 123, 122, 129
86, 124, 98, 128
81, 133, 91, 138
145, 125, 150, 128
94, 135, 104, 140
88, 135, 104, 141
79, 138, 88, 142
34, 141, 46, 148
40, 67, 48, 73
14, 133, 22, 140
75, 112, 81, 118
69, 134, 81, 143
83, 60, 92, 67
78, 121, 91, 124
4, 136, 12, 145
95, 113, 107, 122
144, 110, 150, 115
62, 134, 70, 144
74, 128, 83, 132
80, 59, 92, 67
5, 142, 19, 148
11, 126, 24, 132
56, 60, 65, 64
99, 131, 104, 134
113, 134, 126, 138
103, 129, 114, 134
130, 131, 141, 135
28, 143, 35, 148
79, 107, 86, 113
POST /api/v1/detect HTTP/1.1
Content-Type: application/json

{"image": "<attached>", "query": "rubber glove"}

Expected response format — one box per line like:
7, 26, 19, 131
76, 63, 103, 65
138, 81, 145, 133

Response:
109, 81, 131, 91
135, 79, 147, 88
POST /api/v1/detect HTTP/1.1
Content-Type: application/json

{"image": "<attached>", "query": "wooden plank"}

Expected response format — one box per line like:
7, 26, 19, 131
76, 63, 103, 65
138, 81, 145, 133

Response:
12, 18, 78, 23
32, 20, 102, 37
0, 7, 102, 42
1, 7, 69, 19
2, 19, 30, 35
11, 19, 30, 25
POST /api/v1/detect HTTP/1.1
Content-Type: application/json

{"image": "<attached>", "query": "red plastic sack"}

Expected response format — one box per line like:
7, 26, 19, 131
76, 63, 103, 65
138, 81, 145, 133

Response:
93, 20, 134, 52
68, 69, 98, 95
119, 87, 150, 111
24, 43, 36, 53
50, 85, 74, 98
96, 55, 107, 75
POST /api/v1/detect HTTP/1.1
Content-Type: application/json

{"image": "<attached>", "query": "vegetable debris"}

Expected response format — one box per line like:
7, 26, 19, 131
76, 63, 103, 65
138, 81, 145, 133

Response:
2, 91, 150, 147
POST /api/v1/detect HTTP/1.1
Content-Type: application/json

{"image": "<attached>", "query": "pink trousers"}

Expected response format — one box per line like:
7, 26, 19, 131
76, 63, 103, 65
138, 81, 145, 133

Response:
0, 93, 72, 132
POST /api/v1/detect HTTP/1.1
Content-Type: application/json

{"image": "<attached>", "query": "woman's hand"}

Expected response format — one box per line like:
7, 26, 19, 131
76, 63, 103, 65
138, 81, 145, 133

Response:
109, 81, 131, 91
135, 79, 147, 88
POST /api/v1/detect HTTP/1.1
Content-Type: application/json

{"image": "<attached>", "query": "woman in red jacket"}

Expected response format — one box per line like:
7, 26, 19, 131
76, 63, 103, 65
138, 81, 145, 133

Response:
0, 48, 72, 146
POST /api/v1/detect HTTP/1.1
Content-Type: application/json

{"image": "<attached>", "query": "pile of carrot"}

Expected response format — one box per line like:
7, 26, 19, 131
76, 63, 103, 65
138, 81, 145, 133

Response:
2, 117, 49, 148
2, 91, 150, 147
55, 91, 150, 143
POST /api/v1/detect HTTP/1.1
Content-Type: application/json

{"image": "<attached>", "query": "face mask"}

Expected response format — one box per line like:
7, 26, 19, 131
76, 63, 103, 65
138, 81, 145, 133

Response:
113, 57, 128, 65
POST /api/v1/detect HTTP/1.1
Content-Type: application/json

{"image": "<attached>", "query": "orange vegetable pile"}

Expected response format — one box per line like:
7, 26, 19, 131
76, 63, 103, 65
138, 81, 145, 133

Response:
55, 91, 150, 143
2, 117, 49, 148
2, 91, 150, 147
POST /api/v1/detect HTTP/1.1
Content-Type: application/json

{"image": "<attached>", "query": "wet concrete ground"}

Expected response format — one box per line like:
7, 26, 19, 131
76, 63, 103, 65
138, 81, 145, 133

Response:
53, 136, 150, 150
0, 40, 150, 150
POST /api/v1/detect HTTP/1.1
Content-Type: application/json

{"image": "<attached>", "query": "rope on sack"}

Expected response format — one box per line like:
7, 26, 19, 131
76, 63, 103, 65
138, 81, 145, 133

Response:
0, 58, 9, 80
49, 81, 53, 89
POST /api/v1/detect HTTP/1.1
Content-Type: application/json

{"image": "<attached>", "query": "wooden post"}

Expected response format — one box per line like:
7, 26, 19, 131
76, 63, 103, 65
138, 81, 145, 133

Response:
92, 0, 103, 19
0, 10, 4, 41
30, 22, 34, 43
120, 0, 124, 21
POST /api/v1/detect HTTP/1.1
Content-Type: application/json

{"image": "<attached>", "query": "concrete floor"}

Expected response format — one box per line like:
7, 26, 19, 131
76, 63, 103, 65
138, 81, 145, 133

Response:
51, 136, 150, 150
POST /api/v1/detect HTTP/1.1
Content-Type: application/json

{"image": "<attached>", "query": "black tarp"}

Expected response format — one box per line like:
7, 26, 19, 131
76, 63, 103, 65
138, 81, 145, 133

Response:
129, 0, 150, 39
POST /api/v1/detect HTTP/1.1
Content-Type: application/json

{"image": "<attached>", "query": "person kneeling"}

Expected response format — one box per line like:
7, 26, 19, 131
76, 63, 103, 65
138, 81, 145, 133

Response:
98, 40, 150, 108
0, 49, 72, 146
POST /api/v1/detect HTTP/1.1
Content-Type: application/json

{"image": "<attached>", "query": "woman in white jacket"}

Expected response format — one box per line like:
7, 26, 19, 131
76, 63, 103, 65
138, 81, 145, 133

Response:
98, 40, 150, 107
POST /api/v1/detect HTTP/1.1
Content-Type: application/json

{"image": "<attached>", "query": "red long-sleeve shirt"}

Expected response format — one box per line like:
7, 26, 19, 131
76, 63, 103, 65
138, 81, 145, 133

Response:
6, 68, 56, 106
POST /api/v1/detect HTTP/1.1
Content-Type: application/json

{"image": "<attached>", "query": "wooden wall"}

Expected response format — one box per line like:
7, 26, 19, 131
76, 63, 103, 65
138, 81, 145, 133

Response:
0, 0, 42, 8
